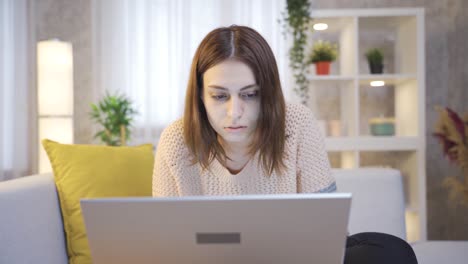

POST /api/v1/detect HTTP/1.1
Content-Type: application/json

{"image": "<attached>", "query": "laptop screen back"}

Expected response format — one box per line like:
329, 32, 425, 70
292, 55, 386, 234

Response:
81, 193, 351, 264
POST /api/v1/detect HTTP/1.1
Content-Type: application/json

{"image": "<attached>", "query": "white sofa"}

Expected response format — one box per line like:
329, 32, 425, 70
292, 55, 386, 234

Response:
334, 169, 468, 264
0, 168, 467, 263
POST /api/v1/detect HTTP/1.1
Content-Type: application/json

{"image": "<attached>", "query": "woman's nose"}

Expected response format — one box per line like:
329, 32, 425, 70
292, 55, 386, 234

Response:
227, 96, 244, 119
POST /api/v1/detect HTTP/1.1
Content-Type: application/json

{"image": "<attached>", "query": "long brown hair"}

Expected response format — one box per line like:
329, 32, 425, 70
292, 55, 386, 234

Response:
183, 25, 286, 175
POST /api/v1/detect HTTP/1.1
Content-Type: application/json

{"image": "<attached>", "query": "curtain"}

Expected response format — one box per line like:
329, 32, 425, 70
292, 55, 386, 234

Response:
92, 0, 289, 146
0, 0, 32, 181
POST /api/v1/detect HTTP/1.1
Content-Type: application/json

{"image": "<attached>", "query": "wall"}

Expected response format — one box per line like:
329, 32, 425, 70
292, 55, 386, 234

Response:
32, 0, 468, 240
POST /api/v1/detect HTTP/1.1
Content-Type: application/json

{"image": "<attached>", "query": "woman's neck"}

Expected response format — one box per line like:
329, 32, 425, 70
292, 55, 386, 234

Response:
218, 136, 251, 155
218, 137, 253, 174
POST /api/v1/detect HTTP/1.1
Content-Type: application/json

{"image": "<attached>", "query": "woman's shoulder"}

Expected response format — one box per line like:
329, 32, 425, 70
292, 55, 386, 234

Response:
160, 118, 184, 142
157, 119, 189, 159
285, 102, 317, 130
286, 102, 313, 117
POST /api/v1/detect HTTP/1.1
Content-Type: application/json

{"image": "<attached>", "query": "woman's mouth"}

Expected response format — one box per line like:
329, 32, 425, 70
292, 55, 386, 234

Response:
224, 126, 247, 132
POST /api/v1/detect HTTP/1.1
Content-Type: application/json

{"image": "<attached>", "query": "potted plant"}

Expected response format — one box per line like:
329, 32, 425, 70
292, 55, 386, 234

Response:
365, 48, 384, 74
90, 91, 138, 146
307, 40, 338, 75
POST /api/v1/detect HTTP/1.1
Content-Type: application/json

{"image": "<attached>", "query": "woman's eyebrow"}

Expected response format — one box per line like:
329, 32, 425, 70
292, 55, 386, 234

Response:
207, 84, 258, 91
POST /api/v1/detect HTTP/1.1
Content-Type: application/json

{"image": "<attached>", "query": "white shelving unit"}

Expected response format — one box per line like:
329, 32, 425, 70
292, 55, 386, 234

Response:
307, 8, 425, 242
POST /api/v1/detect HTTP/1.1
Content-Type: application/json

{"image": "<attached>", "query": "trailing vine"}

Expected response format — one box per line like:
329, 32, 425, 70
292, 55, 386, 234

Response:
280, 0, 312, 105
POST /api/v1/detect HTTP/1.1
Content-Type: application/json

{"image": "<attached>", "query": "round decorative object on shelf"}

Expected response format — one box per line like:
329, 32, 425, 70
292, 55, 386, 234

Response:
369, 117, 395, 136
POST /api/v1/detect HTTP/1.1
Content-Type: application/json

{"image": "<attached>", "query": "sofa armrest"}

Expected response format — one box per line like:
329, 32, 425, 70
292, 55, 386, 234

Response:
412, 241, 468, 264
0, 174, 68, 264
333, 168, 407, 240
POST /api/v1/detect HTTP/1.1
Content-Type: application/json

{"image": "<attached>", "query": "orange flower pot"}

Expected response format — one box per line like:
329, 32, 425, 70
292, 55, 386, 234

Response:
315, 61, 331, 75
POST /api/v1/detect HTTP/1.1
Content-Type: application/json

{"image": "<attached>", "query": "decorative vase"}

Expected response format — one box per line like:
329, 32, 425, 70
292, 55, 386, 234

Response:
328, 120, 342, 137
369, 62, 384, 74
369, 117, 395, 136
315, 61, 331, 75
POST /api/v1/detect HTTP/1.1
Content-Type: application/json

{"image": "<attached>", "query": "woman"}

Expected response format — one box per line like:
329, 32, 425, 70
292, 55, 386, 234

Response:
153, 25, 417, 264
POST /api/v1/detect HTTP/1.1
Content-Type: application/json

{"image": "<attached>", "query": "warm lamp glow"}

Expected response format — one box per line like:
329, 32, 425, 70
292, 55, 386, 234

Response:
313, 23, 328, 31
370, 80, 385, 87
405, 210, 420, 242
37, 40, 73, 116
37, 39, 74, 173
38, 118, 73, 173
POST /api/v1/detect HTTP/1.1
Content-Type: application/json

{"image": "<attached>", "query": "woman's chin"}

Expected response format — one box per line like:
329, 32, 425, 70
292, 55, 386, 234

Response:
220, 134, 250, 145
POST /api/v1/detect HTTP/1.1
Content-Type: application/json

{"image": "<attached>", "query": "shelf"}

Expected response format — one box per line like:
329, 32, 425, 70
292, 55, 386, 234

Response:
358, 74, 416, 85
359, 15, 416, 32
358, 15, 418, 75
306, 74, 416, 84
325, 136, 419, 151
309, 8, 425, 242
307, 75, 354, 81
311, 17, 355, 33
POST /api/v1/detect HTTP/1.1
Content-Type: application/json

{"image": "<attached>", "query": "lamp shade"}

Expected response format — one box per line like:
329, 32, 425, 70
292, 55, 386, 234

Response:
37, 40, 73, 116
37, 39, 74, 173
38, 118, 73, 173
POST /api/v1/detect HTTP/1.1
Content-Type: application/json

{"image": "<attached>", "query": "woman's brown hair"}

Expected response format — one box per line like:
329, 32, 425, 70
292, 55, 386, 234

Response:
183, 25, 286, 175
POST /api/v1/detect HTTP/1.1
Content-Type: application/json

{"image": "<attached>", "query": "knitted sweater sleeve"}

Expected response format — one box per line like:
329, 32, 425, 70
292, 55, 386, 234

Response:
295, 105, 336, 193
152, 123, 180, 197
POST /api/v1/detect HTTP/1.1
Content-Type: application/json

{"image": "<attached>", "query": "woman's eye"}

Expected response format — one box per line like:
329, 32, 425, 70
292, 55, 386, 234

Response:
241, 91, 259, 99
211, 94, 228, 100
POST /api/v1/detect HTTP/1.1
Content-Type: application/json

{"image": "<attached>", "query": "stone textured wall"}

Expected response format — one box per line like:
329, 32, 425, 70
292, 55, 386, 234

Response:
32, 0, 468, 239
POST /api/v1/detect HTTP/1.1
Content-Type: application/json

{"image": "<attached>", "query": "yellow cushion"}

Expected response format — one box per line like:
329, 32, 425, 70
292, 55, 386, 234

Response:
41, 139, 154, 264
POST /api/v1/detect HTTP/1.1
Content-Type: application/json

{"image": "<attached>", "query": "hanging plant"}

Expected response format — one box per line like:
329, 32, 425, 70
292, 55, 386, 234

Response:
280, 0, 312, 105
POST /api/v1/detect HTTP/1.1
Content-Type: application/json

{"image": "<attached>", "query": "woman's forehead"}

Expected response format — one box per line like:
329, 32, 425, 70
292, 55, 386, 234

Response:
203, 59, 256, 89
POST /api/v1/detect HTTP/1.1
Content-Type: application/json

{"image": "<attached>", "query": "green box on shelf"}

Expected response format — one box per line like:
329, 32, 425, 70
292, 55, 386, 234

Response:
369, 117, 395, 136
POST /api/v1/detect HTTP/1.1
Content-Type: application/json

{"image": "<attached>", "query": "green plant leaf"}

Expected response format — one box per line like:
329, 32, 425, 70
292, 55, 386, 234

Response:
365, 48, 384, 64
280, 0, 312, 105
307, 40, 338, 63
89, 90, 139, 146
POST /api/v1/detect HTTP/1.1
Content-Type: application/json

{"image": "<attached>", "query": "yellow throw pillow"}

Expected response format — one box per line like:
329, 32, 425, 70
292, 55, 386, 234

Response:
41, 139, 154, 264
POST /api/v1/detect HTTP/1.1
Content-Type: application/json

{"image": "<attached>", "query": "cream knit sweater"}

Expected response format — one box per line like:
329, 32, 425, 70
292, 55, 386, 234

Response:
152, 103, 336, 197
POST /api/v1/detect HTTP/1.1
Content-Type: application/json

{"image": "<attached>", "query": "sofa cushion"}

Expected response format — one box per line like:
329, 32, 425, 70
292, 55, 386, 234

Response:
42, 139, 154, 264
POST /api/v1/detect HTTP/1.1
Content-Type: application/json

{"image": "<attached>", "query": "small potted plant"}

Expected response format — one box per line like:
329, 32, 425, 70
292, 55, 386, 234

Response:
307, 40, 338, 75
365, 48, 384, 74
90, 91, 138, 146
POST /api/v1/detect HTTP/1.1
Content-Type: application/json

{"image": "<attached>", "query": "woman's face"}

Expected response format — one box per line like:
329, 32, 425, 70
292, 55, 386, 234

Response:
202, 59, 260, 147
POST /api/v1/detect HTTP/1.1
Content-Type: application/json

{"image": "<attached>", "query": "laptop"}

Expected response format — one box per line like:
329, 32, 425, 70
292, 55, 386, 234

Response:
81, 193, 351, 264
